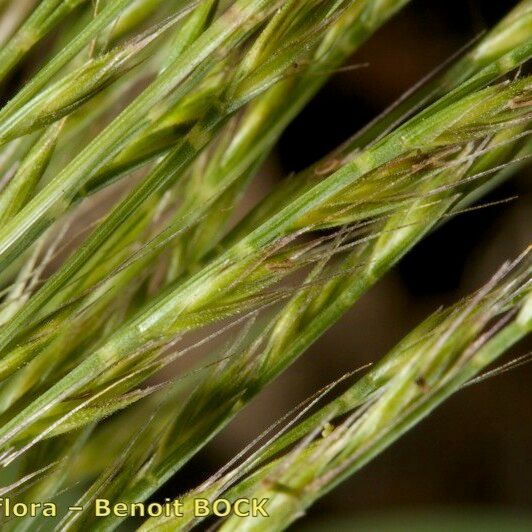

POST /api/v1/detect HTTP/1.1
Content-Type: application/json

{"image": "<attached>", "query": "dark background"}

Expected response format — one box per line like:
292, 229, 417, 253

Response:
166, 0, 532, 528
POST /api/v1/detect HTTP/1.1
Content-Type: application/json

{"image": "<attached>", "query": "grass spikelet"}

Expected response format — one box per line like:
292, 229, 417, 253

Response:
142, 251, 531, 531
0, 1, 530, 530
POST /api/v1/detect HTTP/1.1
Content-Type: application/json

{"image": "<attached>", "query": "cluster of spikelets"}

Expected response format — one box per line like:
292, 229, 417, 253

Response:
0, 0, 529, 530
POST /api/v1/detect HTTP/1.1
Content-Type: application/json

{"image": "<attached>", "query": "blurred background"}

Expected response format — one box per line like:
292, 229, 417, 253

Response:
161, 0, 532, 529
